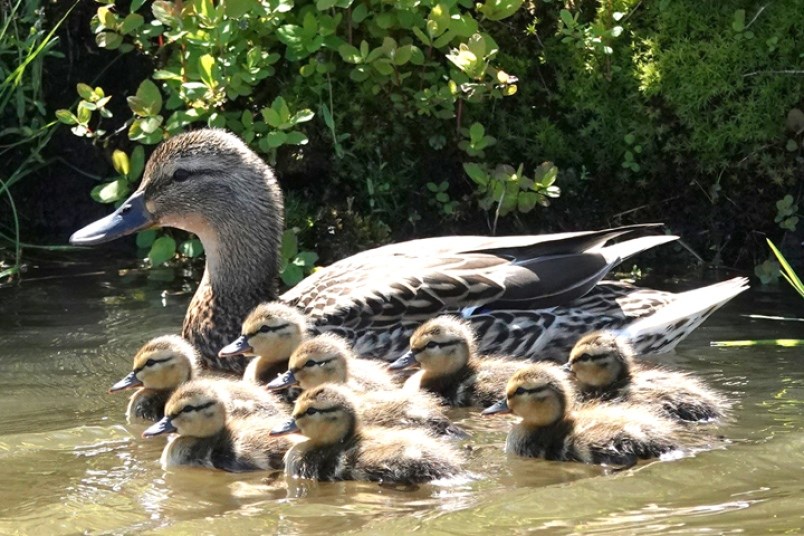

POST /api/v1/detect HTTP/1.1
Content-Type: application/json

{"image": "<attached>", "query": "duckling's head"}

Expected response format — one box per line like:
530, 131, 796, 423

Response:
567, 331, 632, 388
219, 302, 307, 361
110, 335, 197, 392
390, 316, 476, 376
276, 334, 354, 390
143, 382, 225, 438
485, 364, 574, 427
275, 385, 358, 446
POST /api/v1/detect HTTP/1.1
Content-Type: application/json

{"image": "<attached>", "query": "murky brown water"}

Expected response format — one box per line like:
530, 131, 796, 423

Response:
1, 257, 802, 535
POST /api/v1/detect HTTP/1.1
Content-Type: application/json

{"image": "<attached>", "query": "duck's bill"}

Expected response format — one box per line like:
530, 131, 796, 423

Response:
481, 399, 511, 415
265, 370, 297, 390
142, 416, 177, 438
561, 362, 573, 374
388, 350, 417, 370
218, 335, 253, 357
270, 418, 299, 436
69, 191, 155, 246
108, 371, 142, 393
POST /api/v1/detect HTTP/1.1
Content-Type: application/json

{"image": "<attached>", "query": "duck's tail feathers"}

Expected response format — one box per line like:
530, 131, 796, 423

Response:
621, 277, 750, 354
599, 234, 679, 267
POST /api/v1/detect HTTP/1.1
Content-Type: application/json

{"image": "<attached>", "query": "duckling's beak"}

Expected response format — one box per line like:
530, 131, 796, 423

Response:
270, 418, 299, 436
388, 350, 417, 370
108, 371, 142, 393
562, 363, 573, 375
142, 416, 177, 438
69, 191, 155, 245
265, 370, 297, 390
481, 399, 511, 415
219, 335, 253, 357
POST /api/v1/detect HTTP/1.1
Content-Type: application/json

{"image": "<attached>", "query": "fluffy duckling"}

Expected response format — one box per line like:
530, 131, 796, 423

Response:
142, 381, 298, 471
567, 331, 729, 423
270, 385, 464, 483
483, 363, 690, 466
109, 335, 199, 422
218, 302, 307, 387
389, 315, 524, 407
266, 334, 466, 438
265, 333, 396, 392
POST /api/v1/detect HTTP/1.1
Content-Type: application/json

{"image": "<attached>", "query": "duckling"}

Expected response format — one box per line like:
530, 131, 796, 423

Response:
483, 363, 690, 466
142, 381, 298, 471
266, 334, 467, 438
389, 315, 525, 408
218, 302, 307, 393
270, 385, 464, 483
567, 331, 730, 423
109, 335, 199, 422
265, 334, 395, 392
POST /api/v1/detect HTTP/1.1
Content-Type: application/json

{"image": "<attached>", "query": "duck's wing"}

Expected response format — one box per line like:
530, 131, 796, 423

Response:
282, 225, 672, 332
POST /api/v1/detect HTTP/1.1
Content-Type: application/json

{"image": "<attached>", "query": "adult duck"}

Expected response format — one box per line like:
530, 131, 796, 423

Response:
70, 129, 719, 373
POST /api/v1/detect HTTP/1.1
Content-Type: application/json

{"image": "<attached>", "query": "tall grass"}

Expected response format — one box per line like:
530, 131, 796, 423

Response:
0, 0, 74, 282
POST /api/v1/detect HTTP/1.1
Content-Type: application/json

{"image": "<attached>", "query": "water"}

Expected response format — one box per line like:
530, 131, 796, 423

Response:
1, 257, 802, 535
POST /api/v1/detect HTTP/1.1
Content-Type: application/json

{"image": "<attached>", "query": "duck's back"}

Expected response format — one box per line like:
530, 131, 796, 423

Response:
569, 402, 687, 461
357, 390, 467, 438
627, 366, 730, 423
350, 427, 463, 483
349, 358, 397, 391
471, 357, 529, 407
194, 377, 286, 416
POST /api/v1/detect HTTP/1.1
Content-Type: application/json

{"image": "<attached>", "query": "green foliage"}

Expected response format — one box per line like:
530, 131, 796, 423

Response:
280, 228, 318, 287
1, 0, 72, 282
767, 239, 804, 300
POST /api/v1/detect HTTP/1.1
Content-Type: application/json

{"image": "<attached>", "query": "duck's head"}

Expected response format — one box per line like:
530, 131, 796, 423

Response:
389, 316, 476, 377
219, 302, 307, 360
567, 331, 632, 388
109, 335, 197, 392
70, 129, 283, 286
142, 382, 225, 438
483, 364, 573, 427
271, 384, 357, 446
266, 334, 353, 391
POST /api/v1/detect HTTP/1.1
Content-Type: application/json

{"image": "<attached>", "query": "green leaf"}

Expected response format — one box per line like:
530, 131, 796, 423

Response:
463, 162, 489, 186
281, 229, 299, 259
284, 131, 309, 145
316, 0, 337, 9
128, 79, 162, 116
339, 43, 362, 63
296, 251, 319, 266
291, 109, 315, 124
266, 131, 288, 148
225, 0, 252, 18
131, 0, 147, 12
179, 238, 204, 258
136, 229, 157, 249
559, 9, 575, 28
148, 235, 177, 266
480, 0, 523, 21
469, 122, 484, 142
112, 149, 130, 177
91, 179, 129, 204
121, 13, 145, 34
732, 9, 745, 32
55, 109, 77, 125
96, 31, 123, 49
199, 54, 216, 88
77, 83, 94, 100
352, 3, 368, 23
129, 145, 145, 181
281, 263, 304, 286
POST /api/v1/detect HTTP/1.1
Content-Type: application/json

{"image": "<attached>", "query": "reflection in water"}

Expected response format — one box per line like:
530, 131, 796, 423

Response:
0, 261, 802, 534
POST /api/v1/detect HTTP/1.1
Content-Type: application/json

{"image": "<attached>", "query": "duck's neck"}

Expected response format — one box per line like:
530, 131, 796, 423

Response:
182, 179, 284, 369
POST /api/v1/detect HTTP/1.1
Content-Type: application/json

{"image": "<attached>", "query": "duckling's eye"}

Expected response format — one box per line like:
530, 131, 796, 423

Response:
145, 359, 156, 367
305, 407, 319, 416
259, 325, 271, 333
426, 341, 439, 349
304, 360, 317, 368
172, 168, 192, 182
578, 353, 592, 363
514, 386, 526, 396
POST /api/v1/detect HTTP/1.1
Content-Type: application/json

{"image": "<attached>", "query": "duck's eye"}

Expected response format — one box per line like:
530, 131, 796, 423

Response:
145, 359, 156, 367
304, 360, 317, 368
426, 341, 439, 349
172, 168, 192, 182
259, 325, 271, 333
305, 407, 319, 416
579, 353, 592, 362
514, 386, 526, 396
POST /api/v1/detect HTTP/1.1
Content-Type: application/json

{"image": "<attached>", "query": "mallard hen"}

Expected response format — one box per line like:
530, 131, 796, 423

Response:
70, 129, 744, 373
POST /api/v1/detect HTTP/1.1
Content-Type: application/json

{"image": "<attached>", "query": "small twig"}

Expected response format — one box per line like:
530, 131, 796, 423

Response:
744, 4, 768, 30
743, 69, 804, 78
